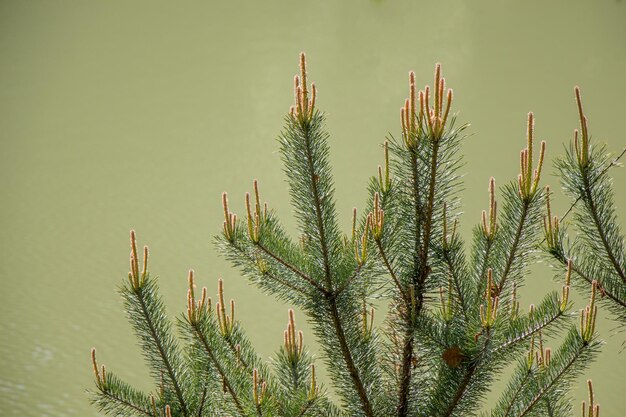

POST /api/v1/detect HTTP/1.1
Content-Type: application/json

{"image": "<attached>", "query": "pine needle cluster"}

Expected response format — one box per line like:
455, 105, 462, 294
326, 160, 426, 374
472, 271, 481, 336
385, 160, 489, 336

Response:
89, 53, 622, 416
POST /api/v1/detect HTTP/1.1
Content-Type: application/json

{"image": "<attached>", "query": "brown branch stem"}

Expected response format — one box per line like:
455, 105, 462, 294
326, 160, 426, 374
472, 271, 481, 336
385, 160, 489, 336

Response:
375, 239, 408, 302
256, 243, 328, 295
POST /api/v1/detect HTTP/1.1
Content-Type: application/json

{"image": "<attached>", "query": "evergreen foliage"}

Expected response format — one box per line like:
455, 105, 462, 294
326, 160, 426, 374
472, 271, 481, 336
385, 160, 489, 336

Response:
89, 54, 618, 416
542, 87, 626, 325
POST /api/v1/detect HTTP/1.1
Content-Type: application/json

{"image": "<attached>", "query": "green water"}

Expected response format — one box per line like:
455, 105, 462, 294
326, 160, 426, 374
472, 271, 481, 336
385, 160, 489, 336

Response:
1, 1, 625, 415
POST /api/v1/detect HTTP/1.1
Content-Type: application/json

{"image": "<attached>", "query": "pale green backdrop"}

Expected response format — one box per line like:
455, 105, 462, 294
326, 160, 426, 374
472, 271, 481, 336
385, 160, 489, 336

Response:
1, 1, 625, 415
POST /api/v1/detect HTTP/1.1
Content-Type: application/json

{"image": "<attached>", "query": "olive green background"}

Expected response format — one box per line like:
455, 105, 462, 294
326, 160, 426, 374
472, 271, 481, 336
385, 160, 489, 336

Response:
1, 1, 625, 415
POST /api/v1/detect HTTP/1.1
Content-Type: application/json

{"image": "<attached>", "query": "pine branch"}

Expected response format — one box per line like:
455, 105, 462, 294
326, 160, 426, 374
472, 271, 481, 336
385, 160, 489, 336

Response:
440, 238, 470, 322
121, 235, 191, 417
397, 65, 455, 417
256, 241, 329, 295
90, 373, 156, 417
301, 121, 333, 292
501, 367, 533, 417
394, 145, 422, 417
188, 314, 246, 414
494, 292, 566, 354
418, 138, 441, 286
491, 277, 602, 417
93, 390, 155, 417
556, 256, 626, 310
579, 160, 626, 282
220, 237, 311, 299
476, 113, 546, 299
497, 200, 530, 293
516, 333, 598, 417
557, 146, 626, 223
442, 361, 478, 417
549, 87, 626, 323
375, 238, 407, 301
126, 282, 189, 416
552, 142, 626, 320
184, 273, 284, 416
325, 292, 374, 416
279, 55, 376, 417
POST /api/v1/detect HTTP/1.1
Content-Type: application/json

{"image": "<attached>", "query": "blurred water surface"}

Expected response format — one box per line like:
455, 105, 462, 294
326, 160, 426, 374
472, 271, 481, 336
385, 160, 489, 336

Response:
1, 1, 625, 415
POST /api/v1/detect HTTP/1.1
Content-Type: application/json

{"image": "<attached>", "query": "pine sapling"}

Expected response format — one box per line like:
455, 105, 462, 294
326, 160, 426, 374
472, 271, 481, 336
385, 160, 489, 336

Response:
89, 54, 613, 417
